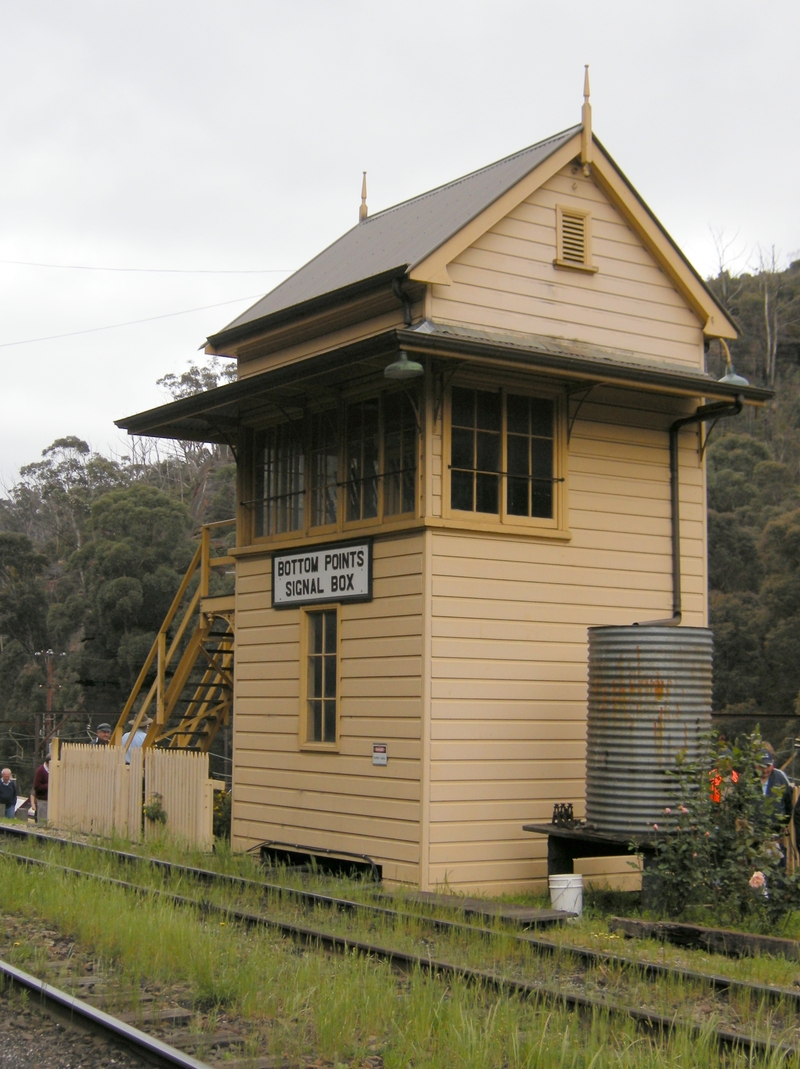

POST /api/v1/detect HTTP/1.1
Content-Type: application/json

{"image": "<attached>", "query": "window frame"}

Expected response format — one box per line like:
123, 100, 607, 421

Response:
553, 204, 599, 274
443, 378, 567, 533
299, 603, 341, 751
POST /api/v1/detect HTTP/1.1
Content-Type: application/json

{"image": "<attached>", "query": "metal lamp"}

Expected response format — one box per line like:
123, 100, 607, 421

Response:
717, 339, 749, 387
384, 350, 424, 380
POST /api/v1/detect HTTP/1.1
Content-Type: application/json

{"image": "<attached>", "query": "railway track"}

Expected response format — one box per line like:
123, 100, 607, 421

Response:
2, 824, 799, 1011
1, 829, 799, 1059
0, 956, 212, 1068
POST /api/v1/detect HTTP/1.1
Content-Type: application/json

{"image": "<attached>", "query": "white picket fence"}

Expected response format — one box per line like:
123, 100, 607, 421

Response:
48, 741, 223, 849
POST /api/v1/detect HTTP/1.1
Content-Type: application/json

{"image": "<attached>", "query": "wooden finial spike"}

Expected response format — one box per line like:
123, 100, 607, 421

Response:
359, 172, 368, 222
581, 65, 592, 172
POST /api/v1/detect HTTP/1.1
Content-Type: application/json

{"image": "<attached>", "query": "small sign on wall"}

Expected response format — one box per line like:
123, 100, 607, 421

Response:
272, 539, 372, 609
372, 743, 388, 766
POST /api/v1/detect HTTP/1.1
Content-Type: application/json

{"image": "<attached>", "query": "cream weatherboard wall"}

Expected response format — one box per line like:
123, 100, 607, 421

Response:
424, 384, 707, 893
231, 532, 424, 884
430, 162, 706, 369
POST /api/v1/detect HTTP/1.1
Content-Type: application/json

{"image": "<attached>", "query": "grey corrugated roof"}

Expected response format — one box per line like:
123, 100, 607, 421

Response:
213, 125, 581, 341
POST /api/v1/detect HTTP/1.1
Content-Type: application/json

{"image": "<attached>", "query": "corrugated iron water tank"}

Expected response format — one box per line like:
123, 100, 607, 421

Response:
585, 626, 713, 836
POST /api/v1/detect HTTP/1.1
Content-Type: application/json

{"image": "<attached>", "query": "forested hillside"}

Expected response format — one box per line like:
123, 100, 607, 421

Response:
1, 259, 799, 790
0, 360, 236, 789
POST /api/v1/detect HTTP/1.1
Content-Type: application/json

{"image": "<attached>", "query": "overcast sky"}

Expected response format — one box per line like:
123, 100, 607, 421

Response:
1, 0, 797, 483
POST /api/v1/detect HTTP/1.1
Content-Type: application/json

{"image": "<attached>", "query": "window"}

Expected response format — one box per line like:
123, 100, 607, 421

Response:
255, 423, 304, 537
304, 608, 338, 745
251, 388, 418, 542
554, 205, 598, 273
448, 386, 559, 524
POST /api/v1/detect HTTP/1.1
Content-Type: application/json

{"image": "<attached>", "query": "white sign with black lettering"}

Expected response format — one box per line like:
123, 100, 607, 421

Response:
272, 540, 372, 608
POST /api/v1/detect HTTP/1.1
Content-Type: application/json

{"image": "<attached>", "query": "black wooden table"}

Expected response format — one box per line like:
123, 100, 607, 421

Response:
522, 822, 660, 907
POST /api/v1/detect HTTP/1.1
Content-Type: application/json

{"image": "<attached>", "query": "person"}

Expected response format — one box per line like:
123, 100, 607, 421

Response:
32, 758, 49, 823
0, 768, 18, 818
760, 742, 793, 826
121, 717, 151, 763
93, 723, 112, 745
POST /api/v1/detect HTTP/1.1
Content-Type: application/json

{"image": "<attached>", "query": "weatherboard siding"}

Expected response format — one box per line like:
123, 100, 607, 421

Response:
231, 532, 424, 884
430, 163, 705, 370
424, 388, 706, 893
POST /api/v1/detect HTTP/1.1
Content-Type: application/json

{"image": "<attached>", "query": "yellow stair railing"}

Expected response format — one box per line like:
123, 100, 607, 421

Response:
111, 519, 236, 754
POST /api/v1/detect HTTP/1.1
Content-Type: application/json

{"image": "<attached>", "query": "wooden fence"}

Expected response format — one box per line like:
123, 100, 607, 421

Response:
48, 741, 223, 848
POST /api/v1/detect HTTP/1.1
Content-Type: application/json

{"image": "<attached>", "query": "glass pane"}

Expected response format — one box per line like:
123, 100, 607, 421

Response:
310, 655, 322, 698
506, 393, 529, 434
476, 473, 499, 514
476, 390, 500, 431
384, 392, 400, 433
309, 700, 322, 742
451, 387, 474, 428
507, 434, 529, 476
310, 612, 323, 655
529, 397, 554, 438
476, 431, 499, 473
363, 396, 379, 436
531, 484, 553, 519
402, 466, 415, 514
324, 610, 337, 651
451, 470, 473, 511
530, 438, 553, 481
323, 701, 337, 743
507, 476, 529, 516
323, 655, 337, 698
451, 427, 473, 470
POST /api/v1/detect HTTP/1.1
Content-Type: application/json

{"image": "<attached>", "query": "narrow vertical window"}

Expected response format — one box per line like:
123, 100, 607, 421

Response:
384, 391, 417, 516
255, 424, 304, 537
310, 409, 339, 527
450, 386, 501, 514
306, 609, 337, 744
506, 394, 554, 519
346, 398, 379, 522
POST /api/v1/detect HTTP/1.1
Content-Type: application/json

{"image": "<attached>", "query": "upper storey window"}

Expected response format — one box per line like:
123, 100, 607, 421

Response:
252, 389, 418, 541
448, 385, 561, 526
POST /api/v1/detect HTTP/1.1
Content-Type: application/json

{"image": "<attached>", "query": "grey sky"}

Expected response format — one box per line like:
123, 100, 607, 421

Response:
1, 0, 797, 482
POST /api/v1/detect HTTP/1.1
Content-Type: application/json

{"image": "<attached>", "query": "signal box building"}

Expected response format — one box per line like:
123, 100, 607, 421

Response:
119, 91, 769, 892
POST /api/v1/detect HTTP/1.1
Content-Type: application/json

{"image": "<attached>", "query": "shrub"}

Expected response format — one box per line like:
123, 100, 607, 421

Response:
652, 730, 800, 924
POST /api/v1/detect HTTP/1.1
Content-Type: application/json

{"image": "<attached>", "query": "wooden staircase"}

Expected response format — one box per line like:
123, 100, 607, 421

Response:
112, 520, 236, 754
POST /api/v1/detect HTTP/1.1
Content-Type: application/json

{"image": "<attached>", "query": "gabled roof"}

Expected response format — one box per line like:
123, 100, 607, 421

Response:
207, 120, 737, 350
208, 126, 581, 346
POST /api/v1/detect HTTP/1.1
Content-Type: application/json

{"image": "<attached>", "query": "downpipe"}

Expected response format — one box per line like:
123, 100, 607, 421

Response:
639, 395, 743, 626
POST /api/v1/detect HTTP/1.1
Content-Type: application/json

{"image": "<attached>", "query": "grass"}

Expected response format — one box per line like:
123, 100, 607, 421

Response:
2, 840, 800, 1064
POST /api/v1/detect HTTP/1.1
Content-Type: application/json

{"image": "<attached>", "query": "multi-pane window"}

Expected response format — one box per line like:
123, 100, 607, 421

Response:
252, 390, 417, 540
346, 398, 379, 522
310, 410, 339, 528
306, 609, 337, 744
383, 392, 417, 517
449, 386, 556, 521
255, 423, 304, 537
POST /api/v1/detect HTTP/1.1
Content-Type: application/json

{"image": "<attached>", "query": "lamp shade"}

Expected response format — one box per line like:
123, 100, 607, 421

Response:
384, 351, 424, 380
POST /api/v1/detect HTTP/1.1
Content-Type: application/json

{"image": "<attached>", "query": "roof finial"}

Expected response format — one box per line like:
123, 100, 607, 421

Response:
581, 65, 592, 174
359, 171, 368, 223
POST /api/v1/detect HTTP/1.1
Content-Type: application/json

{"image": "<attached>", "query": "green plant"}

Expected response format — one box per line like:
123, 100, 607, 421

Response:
652, 730, 800, 923
213, 789, 231, 840
143, 793, 167, 825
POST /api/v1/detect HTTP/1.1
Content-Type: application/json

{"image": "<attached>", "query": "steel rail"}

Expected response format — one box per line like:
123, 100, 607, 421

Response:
0, 957, 212, 1069
1, 825, 798, 1011
0, 847, 795, 1059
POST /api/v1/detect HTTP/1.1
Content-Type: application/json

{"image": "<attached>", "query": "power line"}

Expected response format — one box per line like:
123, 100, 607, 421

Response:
0, 294, 264, 349
0, 258, 293, 275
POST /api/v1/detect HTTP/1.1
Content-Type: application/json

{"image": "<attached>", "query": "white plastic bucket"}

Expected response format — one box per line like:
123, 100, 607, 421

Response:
548, 873, 583, 915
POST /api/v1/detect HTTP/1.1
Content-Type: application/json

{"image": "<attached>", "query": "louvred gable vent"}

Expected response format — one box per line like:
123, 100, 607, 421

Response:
561, 211, 586, 263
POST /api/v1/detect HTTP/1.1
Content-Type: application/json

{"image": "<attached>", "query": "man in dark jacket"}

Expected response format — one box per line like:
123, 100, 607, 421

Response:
32, 760, 49, 824
0, 768, 18, 818
761, 743, 793, 825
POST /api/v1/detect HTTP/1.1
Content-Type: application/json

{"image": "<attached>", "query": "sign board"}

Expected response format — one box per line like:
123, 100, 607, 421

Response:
372, 743, 388, 766
272, 539, 372, 609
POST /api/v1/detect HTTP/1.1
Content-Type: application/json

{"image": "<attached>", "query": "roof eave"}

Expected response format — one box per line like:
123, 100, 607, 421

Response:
205, 265, 410, 352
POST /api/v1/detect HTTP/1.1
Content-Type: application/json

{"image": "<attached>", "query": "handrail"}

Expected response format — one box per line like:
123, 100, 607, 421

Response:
112, 519, 236, 749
